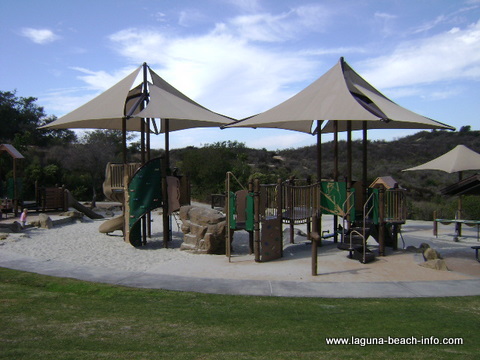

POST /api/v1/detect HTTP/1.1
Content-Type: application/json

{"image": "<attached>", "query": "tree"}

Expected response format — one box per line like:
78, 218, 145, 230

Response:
0, 90, 76, 149
178, 141, 251, 200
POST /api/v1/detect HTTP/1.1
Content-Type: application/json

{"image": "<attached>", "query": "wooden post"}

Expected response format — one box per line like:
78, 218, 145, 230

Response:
248, 180, 254, 254
225, 173, 231, 260
288, 176, 295, 244
277, 178, 283, 258
333, 121, 338, 243
311, 215, 318, 276
347, 121, 352, 187
362, 121, 368, 207
378, 185, 385, 256
146, 118, 152, 238
254, 178, 261, 262
162, 158, 170, 248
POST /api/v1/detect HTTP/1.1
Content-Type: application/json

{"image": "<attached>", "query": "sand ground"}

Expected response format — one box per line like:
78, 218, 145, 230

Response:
1, 203, 479, 285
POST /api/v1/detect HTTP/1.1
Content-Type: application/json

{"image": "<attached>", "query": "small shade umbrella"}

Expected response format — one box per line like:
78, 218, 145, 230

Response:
403, 145, 480, 235
403, 145, 480, 173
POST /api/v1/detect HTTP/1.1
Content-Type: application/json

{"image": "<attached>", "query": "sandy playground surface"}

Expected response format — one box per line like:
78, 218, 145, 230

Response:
1, 202, 480, 284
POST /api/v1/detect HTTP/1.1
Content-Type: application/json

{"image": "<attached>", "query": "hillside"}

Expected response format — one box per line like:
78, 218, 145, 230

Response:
169, 128, 480, 204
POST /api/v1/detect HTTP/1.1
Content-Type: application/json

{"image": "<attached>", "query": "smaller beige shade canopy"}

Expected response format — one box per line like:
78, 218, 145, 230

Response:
135, 68, 235, 132
403, 145, 480, 173
41, 66, 145, 131
41, 64, 235, 133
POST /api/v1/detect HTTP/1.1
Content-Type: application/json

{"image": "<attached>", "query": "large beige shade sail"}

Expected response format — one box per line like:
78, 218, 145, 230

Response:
403, 145, 480, 173
320, 61, 454, 133
227, 57, 454, 133
41, 66, 145, 131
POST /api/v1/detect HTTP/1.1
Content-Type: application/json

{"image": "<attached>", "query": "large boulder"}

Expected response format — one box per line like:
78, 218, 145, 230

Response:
179, 206, 227, 254
30, 213, 53, 229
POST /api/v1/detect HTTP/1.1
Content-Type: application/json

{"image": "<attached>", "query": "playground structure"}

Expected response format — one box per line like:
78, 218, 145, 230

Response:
226, 172, 407, 275
0, 144, 24, 218
101, 157, 190, 247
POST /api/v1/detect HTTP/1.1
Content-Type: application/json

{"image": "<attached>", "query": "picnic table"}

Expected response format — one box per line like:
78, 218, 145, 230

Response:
434, 218, 480, 241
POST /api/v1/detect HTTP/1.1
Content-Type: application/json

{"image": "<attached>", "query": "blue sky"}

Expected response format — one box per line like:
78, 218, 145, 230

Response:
2, 0, 480, 150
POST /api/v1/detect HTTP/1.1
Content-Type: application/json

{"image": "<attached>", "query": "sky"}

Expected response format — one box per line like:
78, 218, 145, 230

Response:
2, 0, 480, 150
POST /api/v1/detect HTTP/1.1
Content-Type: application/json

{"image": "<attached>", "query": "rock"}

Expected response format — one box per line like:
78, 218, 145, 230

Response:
405, 245, 420, 252
59, 210, 84, 220
0, 221, 23, 233
179, 205, 227, 254
419, 259, 449, 271
33, 213, 53, 229
419, 243, 431, 251
423, 247, 442, 261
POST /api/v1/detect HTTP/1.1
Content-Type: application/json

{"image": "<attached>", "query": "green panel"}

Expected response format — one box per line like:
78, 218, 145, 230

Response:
321, 181, 345, 216
128, 158, 163, 231
245, 192, 254, 232
320, 181, 355, 218
229, 191, 236, 229
7, 178, 23, 199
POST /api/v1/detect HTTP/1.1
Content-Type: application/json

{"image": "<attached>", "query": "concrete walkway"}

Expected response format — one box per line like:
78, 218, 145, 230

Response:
1, 249, 479, 298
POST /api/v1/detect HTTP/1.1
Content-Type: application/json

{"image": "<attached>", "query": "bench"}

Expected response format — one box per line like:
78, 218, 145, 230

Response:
472, 246, 480, 263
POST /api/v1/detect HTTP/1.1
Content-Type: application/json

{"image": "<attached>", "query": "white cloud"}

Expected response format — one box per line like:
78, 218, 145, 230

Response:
230, 12, 293, 42
178, 9, 208, 27
224, 0, 261, 13
228, 4, 332, 42
21, 27, 60, 44
300, 46, 367, 56
69, 66, 138, 91
359, 20, 480, 89
107, 26, 319, 119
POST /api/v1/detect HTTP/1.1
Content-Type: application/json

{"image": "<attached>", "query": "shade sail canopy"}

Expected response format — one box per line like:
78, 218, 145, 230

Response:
41, 64, 235, 133
403, 145, 480, 173
226, 57, 454, 134
134, 69, 235, 132
41, 66, 146, 131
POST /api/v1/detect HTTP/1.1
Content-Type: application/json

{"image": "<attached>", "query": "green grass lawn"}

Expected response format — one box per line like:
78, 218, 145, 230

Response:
0, 267, 478, 359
